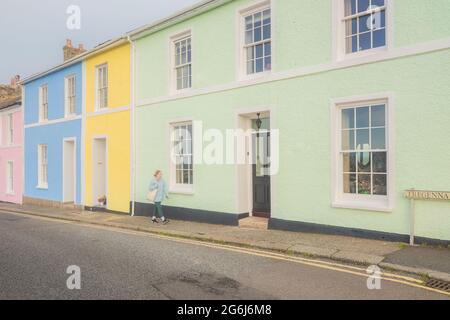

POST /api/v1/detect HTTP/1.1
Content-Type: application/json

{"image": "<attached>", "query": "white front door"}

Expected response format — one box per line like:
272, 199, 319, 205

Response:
93, 138, 107, 206
63, 140, 76, 203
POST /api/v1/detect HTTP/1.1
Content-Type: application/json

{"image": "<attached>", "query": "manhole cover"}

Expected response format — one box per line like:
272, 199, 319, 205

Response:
426, 279, 450, 292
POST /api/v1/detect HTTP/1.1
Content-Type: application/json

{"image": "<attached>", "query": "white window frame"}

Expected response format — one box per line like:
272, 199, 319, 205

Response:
6, 161, 14, 194
169, 120, 194, 194
330, 93, 395, 212
170, 30, 193, 94
39, 85, 48, 122
95, 64, 108, 110
38, 144, 48, 189
7, 113, 13, 145
236, 0, 272, 81
65, 74, 76, 117
332, 0, 393, 62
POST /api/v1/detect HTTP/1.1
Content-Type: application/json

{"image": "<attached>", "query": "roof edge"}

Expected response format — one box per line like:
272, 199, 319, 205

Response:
19, 37, 128, 85
127, 0, 232, 40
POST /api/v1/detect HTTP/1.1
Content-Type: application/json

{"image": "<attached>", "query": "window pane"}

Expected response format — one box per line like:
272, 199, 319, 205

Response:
255, 44, 263, 58
356, 129, 370, 150
373, 174, 387, 195
373, 152, 387, 173
371, 128, 386, 149
358, 0, 370, 12
264, 43, 271, 57
245, 15, 253, 30
358, 174, 371, 194
247, 61, 254, 74
343, 152, 356, 172
263, 9, 271, 25
245, 30, 253, 44
356, 107, 369, 128
359, 32, 371, 50
345, 0, 357, 16
359, 14, 371, 33
254, 12, 262, 27
254, 27, 262, 42
247, 47, 254, 61
357, 152, 371, 172
346, 35, 358, 53
372, 0, 385, 8
255, 58, 264, 73
373, 29, 386, 48
342, 130, 355, 150
342, 108, 355, 129
263, 25, 271, 40
264, 56, 272, 71
345, 18, 358, 37
343, 173, 357, 194
371, 105, 385, 127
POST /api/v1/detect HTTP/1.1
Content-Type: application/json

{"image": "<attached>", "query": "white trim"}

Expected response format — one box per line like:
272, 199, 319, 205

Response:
0, 144, 22, 149
64, 74, 77, 118
330, 92, 395, 212
62, 137, 77, 203
332, 0, 394, 62
235, 0, 272, 81
81, 60, 86, 205
169, 29, 193, 95
234, 106, 275, 216
38, 84, 48, 123
92, 136, 108, 208
6, 160, 14, 195
95, 63, 108, 111
129, 37, 136, 215
137, 36, 450, 108
24, 115, 81, 129
37, 144, 48, 189
167, 118, 195, 194
87, 105, 130, 118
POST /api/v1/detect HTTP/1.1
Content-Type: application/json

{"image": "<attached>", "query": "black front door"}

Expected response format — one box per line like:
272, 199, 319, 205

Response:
252, 131, 271, 218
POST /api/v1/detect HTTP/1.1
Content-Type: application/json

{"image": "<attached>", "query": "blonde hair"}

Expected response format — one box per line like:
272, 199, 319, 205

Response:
154, 170, 162, 178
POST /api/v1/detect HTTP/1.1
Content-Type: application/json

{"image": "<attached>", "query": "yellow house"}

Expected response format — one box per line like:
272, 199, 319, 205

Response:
84, 40, 131, 213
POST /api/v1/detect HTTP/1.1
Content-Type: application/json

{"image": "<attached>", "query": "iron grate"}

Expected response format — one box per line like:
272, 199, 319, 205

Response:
426, 279, 450, 292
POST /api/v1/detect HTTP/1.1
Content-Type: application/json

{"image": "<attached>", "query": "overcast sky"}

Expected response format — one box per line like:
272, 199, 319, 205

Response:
0, 0, 199, 84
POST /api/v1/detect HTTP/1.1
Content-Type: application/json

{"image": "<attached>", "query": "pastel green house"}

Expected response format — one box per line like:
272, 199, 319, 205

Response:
128, 0, 450, 244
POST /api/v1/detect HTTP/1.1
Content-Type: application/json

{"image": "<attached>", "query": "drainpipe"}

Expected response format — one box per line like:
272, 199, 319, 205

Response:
127, 35, 136, 216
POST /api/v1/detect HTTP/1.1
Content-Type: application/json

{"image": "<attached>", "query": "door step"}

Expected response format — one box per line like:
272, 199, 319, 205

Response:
239, 217, 269, 230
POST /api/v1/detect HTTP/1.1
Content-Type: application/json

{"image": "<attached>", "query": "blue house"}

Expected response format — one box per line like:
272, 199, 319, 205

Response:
22, 60, 83, 207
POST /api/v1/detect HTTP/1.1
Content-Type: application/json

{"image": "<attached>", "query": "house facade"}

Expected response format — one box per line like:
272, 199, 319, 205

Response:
129, 0, 450, 243
22, 62, 83, 207
0, 97, 23, 204
84, 41, 131, 213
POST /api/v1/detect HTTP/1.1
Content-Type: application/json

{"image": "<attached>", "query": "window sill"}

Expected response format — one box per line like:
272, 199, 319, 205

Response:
36, 184, 48, 190
170, 87, 193, 97
336, 46, 389, 63
5, 192, 15, 196
332, 199, 393, 213
239, 70, 272, 82
169, 185, 195, 195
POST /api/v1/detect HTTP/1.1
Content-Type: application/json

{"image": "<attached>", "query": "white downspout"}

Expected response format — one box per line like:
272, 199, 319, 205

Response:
128, 35, 136, 216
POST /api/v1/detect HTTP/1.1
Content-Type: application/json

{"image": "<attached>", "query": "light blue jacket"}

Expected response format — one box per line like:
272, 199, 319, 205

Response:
149, 179, 168, 203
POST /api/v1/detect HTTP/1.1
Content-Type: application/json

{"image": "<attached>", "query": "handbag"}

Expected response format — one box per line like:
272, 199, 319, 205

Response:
147, 189, 157, 203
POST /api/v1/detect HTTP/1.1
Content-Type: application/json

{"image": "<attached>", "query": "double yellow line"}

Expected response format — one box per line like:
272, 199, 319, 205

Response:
3, 210, 450, 297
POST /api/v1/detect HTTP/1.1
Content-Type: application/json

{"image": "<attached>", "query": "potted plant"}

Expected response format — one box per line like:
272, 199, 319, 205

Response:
97, 195, 107, 206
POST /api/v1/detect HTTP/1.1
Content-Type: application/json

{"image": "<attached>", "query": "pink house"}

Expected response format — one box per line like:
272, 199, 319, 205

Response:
0, 96, 22, 204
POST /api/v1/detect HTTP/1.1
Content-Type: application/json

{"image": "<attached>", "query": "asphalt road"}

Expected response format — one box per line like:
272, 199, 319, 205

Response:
0, 212, 447, 300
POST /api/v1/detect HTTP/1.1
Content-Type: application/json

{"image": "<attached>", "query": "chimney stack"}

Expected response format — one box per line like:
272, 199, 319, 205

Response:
63, 39, 86, 61
10, 75, 20, 88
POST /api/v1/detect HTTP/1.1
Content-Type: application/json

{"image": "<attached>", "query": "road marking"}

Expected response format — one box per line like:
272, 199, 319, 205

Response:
2, 210, 449, 297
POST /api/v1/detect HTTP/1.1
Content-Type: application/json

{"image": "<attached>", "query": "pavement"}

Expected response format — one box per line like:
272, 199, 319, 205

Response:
0, 211, 448, 299
0, 202, 449, 285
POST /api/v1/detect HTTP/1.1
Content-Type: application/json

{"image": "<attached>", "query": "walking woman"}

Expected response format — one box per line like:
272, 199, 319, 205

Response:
149, 170, 169, 224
